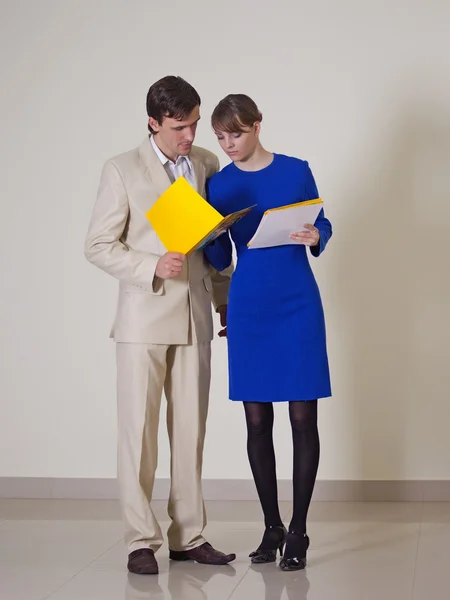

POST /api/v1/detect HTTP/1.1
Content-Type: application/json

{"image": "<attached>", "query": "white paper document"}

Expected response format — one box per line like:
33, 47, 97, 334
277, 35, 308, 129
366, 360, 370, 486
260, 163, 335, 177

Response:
247, 200, 323, 249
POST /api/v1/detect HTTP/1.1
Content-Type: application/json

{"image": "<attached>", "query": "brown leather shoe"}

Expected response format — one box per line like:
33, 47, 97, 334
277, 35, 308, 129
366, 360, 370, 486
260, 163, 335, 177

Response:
127, 548, 159, 574
169, 542, 236, 565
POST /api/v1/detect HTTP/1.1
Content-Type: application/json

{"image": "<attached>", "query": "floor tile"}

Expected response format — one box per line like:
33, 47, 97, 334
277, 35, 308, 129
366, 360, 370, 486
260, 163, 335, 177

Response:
0, 499, 122, 521
1, 500, 445, 600
307, 501, 423, 523
0, 564, 82, 600
47, 556, 248, 600
413, 504, 450, 599
420, 501, 450, 523
0, 519, 123, 567
0, 499, 291, 525
232, 520, 420, 600
202, 500, 292, 523
229, 564, 311, 600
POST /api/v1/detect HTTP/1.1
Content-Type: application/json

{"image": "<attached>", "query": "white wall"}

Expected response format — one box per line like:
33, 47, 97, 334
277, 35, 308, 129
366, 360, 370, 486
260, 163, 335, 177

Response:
1, 0, 450, 481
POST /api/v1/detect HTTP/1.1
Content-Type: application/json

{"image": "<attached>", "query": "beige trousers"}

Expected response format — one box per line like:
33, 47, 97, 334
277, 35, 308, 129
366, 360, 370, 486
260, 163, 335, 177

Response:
116, 342, 211, 553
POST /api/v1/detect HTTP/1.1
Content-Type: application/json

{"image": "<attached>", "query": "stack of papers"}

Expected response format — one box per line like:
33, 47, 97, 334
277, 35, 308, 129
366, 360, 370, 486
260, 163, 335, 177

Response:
248, 198, 323, 249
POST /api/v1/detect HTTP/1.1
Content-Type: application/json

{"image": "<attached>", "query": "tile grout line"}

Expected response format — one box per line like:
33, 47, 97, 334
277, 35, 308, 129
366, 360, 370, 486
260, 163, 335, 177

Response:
224, 502, 292, 599
41, 536, 124, 600
410, 500, 424, 600
227, 507, 292, 600
227, 563, 252, 600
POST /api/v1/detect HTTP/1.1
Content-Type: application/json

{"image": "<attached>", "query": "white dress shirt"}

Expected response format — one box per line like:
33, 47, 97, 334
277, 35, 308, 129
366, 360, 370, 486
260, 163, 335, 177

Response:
150, 135, 196, 188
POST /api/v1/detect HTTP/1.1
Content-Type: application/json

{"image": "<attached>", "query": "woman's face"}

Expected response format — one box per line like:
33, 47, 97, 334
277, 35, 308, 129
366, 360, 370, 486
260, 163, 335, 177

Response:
214, 122, 260, 162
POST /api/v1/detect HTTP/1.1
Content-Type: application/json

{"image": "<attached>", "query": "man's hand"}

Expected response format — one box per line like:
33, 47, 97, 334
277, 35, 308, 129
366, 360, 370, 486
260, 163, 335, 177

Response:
155, 252, 186, 279
216, 305, 228, 338
289, 224, 320, 247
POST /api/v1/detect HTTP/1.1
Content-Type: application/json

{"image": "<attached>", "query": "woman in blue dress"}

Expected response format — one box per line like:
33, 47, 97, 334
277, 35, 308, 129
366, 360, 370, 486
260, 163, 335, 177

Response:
203, 94, 332, 571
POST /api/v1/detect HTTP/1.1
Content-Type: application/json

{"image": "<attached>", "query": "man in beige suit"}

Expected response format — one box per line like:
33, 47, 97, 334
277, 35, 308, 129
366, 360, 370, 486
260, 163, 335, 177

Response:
85, 76, 235, 575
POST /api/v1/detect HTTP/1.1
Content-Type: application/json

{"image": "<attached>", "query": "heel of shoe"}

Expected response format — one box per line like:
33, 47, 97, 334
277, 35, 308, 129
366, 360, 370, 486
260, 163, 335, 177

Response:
169, 550, 190, 562
278, 541, 285, 557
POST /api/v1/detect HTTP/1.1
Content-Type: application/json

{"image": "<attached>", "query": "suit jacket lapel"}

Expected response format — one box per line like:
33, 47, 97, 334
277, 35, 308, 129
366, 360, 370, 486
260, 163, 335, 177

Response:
190, 151, 206, 197
139, 137, 172, 196
139, 137, 207, 201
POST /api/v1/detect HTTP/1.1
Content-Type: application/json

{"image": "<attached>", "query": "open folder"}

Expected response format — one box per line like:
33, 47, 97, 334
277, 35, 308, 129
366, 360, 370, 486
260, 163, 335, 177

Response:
146, 176, 254, 255
247, 198, 323, 249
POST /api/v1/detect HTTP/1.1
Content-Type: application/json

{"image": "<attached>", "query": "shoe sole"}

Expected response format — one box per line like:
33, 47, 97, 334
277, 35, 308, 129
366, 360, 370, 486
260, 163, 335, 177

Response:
170, 551, 236, 565
251, 557, 277, 564
279, 558, 307, 571
127, 567, 159, 575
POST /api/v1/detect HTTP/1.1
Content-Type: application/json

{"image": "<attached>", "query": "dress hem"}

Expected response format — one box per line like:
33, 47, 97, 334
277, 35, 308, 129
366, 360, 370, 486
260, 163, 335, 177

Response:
229, 393, 332, 403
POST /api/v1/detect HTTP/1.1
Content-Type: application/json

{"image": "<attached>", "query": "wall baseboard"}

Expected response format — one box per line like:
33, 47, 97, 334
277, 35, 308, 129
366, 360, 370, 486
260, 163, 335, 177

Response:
1, 478, 450, 501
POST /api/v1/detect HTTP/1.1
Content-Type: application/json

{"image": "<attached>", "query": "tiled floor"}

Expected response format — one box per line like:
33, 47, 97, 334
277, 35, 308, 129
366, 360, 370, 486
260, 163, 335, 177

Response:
0, 499, 448, 599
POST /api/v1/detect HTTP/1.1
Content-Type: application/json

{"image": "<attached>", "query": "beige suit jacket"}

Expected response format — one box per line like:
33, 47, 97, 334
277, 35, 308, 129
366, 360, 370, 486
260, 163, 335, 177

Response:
85, 137, 232, 344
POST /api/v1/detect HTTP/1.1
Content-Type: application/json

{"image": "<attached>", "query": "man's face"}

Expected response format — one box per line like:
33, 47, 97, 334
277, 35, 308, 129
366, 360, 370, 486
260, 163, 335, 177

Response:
214, 123, 260, 163
149, 106, 200, 161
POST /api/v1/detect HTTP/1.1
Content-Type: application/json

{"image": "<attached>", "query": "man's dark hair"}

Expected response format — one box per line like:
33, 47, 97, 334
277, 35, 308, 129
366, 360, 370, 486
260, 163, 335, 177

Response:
146, 76, 201, 134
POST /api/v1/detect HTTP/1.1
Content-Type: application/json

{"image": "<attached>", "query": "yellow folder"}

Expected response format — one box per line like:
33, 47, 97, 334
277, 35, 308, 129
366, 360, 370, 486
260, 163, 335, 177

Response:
146, 176, 254, 255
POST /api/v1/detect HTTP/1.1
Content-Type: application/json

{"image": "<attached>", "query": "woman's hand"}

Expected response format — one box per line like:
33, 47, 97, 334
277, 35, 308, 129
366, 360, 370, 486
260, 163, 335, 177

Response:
289, 224, 320, 247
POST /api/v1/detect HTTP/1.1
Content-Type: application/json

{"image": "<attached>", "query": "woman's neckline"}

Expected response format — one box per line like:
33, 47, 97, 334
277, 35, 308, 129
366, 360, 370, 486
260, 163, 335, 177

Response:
231, 152, 277, 173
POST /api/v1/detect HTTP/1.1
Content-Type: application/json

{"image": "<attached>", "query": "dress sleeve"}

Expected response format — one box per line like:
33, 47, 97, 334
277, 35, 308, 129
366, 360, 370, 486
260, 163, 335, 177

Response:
202, 176, 233, 271
304, 162, 332, 257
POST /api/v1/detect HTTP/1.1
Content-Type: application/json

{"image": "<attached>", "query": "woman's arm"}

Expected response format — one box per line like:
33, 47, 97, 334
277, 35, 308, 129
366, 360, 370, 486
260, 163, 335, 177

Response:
202, 177, 233, 271
203, 231, 233, 271
310, 207, 332, 257
305, 163, 332, 257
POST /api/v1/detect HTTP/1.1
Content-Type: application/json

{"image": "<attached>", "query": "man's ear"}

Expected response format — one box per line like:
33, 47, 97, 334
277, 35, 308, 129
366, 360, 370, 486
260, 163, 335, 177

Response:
149, 117, 160, 133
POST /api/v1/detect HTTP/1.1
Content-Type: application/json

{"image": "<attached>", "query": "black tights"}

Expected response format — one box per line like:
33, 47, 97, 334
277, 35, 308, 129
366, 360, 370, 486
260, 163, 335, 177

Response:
243, 400, 319, 534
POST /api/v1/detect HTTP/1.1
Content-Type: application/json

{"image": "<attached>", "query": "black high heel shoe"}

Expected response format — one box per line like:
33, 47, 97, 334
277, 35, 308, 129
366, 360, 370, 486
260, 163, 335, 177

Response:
279, 532, 310, 571
249, 525, 287, 564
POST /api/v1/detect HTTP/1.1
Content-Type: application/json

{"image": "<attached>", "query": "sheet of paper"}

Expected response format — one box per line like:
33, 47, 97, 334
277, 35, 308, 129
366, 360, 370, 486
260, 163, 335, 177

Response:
248, 202, 323, 249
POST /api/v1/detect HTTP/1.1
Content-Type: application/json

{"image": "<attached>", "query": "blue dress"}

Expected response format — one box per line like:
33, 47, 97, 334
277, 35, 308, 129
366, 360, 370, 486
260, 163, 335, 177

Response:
204, 153, 332, 402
